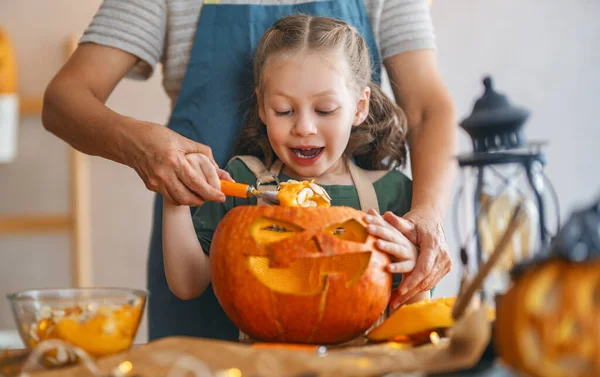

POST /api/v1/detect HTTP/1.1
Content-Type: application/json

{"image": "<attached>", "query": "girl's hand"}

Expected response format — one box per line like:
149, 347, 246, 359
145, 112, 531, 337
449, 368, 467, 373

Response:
364, 209, 419, 275
383, 207, 451, 308
182, 153, 234, 206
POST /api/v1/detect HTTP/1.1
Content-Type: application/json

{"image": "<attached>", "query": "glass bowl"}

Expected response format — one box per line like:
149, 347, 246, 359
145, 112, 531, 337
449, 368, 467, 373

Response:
7, 288, 148, 364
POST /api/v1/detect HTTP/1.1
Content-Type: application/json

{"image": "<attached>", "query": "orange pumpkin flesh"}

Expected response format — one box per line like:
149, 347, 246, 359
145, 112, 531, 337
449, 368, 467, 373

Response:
276, 180, 331, 208
495, 259, 600, 377
210, 205, 391, 344
28, 302, 143, 361
367, 296, 496, 342
367, 297, 456, 342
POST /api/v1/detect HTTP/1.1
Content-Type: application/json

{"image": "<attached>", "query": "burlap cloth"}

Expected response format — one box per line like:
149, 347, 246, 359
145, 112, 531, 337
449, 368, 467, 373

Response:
24, 307, 490, 377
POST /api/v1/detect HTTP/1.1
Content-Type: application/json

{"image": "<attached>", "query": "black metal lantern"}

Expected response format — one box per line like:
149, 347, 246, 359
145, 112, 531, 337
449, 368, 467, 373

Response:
454, 76, 560, 303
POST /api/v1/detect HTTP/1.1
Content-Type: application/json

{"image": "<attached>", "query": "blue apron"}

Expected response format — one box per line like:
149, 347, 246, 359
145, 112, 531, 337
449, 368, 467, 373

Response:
147, 0, 382, 341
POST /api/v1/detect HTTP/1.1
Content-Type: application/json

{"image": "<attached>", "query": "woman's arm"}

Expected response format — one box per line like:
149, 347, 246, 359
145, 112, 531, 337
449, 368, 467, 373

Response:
385, 50, 458, 217
42, 43, 225, 205
162, 198, 211, 300
384, 50, 457, 304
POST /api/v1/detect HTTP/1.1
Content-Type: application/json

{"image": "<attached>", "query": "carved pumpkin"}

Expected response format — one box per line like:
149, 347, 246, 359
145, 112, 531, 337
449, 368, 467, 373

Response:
210, 205, 391, 344
495, 259, 600, 377
0, 26, 18, 94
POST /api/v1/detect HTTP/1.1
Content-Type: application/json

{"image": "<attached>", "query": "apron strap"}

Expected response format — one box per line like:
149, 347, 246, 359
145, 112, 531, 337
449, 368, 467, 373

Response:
346, 160, 380, 214
228, 155, 283, 206
228, 155, 283, 180
345, 159, 385, 329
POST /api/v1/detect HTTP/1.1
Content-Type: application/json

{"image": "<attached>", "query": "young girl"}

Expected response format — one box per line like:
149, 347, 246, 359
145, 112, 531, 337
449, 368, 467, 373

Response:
162, 14, 429, 323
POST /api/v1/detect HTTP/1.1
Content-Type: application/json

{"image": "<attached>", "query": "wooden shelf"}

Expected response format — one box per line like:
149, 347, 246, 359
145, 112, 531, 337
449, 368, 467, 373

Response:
0, 214, 71, 235
1, 34, 92, 287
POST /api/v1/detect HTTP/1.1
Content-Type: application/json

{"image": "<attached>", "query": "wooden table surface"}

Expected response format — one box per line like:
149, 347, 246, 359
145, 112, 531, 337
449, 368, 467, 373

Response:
1, 339, 519, 377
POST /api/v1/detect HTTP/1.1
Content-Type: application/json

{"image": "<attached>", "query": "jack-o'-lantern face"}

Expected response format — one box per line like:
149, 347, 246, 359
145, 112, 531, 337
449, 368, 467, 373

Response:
495, 259, 600, 377
245, 214, 373, 295
210, 206, 391, 344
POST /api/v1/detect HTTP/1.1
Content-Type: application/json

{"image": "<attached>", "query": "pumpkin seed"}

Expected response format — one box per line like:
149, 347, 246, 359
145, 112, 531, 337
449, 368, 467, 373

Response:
309, 183, 324, 196
297, 188, 314, 205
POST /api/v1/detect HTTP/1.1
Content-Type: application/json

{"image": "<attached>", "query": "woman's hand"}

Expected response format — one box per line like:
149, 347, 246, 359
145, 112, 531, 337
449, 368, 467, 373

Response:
160, 152, 233, 206
383, 206, 452, 308
364, 208, 419, 281
41, 43, 232, 207
128, 122, 234, 206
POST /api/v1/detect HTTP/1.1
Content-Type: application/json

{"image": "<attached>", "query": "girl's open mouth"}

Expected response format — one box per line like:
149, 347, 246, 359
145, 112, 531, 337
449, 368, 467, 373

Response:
289, 147, 324, 165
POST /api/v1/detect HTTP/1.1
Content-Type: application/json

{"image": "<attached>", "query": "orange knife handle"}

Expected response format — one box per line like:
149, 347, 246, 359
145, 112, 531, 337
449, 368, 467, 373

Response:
220, 179, 251, 198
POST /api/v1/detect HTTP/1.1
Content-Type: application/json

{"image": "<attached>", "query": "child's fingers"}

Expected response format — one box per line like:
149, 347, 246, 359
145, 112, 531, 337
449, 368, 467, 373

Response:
184, 153, 225, 202
196, 154, 221, 190
364, 213, 385, 226
387, 260, 416, 274
218, 169, 234, 182
383, 211, 416, 242
366, 222, 397, 242
367, 208, 379, 216
375, 238, 416, 263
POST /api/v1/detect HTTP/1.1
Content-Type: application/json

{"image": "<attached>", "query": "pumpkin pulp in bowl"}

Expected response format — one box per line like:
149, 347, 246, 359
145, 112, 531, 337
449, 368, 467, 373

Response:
7, 288, 147, 364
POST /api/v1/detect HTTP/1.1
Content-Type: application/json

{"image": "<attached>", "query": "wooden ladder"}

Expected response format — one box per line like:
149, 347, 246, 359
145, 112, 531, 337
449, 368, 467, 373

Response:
0, 35, 92, 288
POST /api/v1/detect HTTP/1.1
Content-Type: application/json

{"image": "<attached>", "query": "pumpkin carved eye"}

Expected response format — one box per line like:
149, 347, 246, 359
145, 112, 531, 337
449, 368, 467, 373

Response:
325, 219, 368, 243
248, 217, 303, 245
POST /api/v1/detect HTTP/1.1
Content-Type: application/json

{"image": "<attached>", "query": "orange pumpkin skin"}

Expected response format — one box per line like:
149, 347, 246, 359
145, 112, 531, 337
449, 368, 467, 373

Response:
0, 27, 18, 94
210, 205, 391, 344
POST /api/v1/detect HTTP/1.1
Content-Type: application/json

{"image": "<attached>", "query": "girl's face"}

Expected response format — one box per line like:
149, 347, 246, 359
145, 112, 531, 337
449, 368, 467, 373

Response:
258, 50, 370, 181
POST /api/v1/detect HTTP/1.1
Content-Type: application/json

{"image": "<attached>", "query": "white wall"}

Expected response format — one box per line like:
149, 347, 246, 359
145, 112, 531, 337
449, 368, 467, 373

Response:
1, 0, 598, 344
0, 0, 170, 343
431, 0, 600, 297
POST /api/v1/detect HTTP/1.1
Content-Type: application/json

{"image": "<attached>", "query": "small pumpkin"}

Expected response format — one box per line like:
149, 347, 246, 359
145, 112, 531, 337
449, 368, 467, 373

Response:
210, 205, 391, 344
0, 26, 18, 94
495, 259, 600, 377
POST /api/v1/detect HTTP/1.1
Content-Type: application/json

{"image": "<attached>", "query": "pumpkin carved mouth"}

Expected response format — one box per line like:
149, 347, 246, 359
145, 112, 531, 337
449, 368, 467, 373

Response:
246, 253, 372, 295
246, 216, 372, 295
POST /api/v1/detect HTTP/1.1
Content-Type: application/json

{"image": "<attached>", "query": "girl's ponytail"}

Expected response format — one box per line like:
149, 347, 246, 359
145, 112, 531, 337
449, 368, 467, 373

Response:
347, 82, 408, 170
